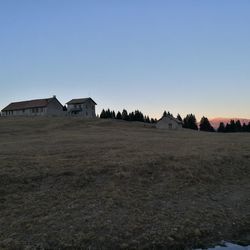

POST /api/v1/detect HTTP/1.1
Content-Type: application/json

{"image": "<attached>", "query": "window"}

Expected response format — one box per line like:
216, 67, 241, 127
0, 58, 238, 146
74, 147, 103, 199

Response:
32, 108, 39, 113
86, 111, 88, 116
22, 109, 25, 113
168, 123, 173, 129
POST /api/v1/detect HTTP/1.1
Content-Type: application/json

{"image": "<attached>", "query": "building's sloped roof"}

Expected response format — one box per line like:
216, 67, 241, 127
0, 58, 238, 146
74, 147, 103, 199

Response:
158, 114, 183, 124
2, 98, 54, 111
67, 98, 97, 105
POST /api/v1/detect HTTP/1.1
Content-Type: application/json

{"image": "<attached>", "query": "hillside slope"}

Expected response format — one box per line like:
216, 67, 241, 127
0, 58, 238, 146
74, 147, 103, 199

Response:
0, 117, 249, 249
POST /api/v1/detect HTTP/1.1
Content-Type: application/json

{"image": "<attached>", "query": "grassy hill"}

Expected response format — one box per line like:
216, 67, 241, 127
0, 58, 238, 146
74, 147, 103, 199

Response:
0, 117, 249, 249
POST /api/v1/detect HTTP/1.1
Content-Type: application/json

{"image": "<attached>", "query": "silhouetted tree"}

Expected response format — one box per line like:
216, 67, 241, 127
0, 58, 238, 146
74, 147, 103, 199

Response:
247, 122, 250, 132
100, 109, 107, 119
100, 108, 157, 124
199, 117, 215, 132
145, 116, 150, 123
177, 114, 182, 122
122, 109, 129, 121
183, 114, 198, 130
235, 120, 242, 132
106, 109, 111, 118
116, 111, 122, 119
133, 110, 144, 122
217, 122, 225, 133
225, 123, 231, 133
242, 122, 250, 132
242, 123, 247, 132
111, 111, 116, 119
128, 112, 134, 121
229, 120, 236, 132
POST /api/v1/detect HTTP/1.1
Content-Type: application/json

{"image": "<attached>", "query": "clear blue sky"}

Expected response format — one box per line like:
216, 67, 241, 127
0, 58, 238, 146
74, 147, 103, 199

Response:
0, 0, 250, 119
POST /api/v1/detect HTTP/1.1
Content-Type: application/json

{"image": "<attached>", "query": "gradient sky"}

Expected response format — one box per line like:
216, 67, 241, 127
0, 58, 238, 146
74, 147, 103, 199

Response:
0, 0, 250, 119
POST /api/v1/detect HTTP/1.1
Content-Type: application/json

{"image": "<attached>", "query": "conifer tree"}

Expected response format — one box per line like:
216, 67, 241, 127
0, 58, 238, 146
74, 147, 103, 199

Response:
167, 111, 173, 117
235, 120, 242, 132
242, 123, 247, 132
199, 117, 215, 132
225, 123, 231, 133
183, 114, 198, 130
129, 112, 135, 121
229, 120, 236, 132
177, 114, 182, 122
247, 122, 250, 132
116, 111, 122, 119
122, 109, 129, 121
100, 109, 107, 119
111, 111, 116, 119
106, 109, 111, 118
217, 122, 225, 133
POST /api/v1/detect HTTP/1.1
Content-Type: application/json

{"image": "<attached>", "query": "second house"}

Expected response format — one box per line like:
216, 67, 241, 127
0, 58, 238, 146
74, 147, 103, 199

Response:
67, 98, 97, 118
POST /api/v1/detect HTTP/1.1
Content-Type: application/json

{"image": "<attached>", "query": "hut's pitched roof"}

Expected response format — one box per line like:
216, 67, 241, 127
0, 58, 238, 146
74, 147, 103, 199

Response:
157, 114, 183, 124
2, 97, 56, 111
67, 98, 97, 105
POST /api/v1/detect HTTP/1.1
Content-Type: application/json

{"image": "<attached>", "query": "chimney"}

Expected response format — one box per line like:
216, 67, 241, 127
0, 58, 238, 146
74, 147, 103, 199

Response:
53, 95, 56, 98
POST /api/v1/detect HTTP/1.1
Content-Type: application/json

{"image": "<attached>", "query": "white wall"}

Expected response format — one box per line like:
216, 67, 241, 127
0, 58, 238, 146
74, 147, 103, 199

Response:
2, 107, 47, 116
156, 117, 182, 130
46, 98, 64, 116
67, 101, 96, 118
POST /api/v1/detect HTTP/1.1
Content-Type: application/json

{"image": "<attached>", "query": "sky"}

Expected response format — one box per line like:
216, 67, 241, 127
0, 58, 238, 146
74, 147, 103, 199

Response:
0, 0, 250, 120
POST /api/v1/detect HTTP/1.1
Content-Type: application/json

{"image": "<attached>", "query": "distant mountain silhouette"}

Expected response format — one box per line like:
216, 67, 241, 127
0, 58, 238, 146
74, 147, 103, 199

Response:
210, 117, 250, 128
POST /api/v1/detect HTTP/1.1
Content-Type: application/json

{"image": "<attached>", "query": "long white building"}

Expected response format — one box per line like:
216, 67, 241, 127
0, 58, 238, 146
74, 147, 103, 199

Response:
1, 96, 64, 116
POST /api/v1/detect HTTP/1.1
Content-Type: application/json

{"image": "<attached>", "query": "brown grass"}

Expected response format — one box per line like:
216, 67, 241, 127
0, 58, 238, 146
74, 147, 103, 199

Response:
0, 117, 249, 249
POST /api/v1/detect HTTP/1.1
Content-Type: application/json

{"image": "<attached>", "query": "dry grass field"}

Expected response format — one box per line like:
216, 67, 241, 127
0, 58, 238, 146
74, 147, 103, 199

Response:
0, 117, 249, 249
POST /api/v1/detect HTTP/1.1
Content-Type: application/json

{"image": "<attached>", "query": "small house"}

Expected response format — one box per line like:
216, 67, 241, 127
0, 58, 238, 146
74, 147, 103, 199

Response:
156, 114, 183, 130
67, 98, 97, 118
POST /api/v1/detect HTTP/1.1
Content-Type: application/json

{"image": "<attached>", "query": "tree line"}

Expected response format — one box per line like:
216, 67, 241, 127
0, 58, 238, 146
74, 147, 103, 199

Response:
176, 113, 250, 133
100, 109, 250, 133
100, 109, 157, 123
217, 120, 250, 133
177, 113, 250, 133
